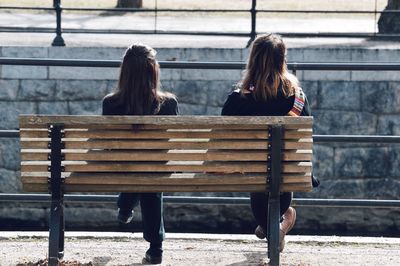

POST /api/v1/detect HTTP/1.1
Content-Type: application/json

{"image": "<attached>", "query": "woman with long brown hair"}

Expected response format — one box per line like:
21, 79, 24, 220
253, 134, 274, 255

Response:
222, 34, 314, 252
102, 43, 178, 264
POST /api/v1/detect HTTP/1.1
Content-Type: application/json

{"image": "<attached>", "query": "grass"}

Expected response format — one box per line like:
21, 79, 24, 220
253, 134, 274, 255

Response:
0, 0, 388, 18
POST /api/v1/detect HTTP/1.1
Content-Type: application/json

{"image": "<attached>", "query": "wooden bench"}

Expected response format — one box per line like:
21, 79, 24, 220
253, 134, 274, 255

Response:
19, 115, 313, 266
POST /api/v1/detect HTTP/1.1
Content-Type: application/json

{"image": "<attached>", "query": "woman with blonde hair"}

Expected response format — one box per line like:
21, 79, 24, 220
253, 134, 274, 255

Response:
222, 33, 312, 251
102, 43, 178, 264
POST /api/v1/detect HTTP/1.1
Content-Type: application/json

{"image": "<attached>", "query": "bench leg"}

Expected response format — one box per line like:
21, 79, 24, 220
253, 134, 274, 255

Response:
267, 125, 283, 266
59, 199, 65, 260
267, 195, 280, 266
48, 199, 64, 266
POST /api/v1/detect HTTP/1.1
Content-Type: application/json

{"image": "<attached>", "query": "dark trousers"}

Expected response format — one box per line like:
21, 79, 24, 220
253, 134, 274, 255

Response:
250, 192, 292, 230
117, 192, 165, 244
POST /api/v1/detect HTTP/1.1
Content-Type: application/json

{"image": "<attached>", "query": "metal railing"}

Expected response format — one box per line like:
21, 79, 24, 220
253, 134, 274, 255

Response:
1, 58, 400, 75
0, 58, 400, 209
0, 0, 399, 46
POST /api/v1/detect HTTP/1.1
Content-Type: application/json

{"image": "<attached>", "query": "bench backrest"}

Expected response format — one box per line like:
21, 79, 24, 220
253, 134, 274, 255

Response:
19, 115, 313, 193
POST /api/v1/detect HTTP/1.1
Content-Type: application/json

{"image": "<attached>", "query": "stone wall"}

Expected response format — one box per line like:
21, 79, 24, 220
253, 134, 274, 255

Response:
0, 46, 399, 236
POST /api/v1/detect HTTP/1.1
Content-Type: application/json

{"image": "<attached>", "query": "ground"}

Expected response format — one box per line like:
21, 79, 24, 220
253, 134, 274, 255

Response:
0, 232, 399, 266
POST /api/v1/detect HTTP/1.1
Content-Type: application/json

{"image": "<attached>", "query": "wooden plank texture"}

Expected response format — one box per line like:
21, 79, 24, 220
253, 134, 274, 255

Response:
21, 149, 312, 162
20, 115, 313, 127
22, 183, 311, 193
20, 139, 312, 150
21, 161, 312, 173
20, 128, 312, 140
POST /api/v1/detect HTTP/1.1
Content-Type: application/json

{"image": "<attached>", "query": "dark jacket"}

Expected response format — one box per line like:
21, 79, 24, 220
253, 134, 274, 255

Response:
102, 94, 179, 116
221, 89, 311, 116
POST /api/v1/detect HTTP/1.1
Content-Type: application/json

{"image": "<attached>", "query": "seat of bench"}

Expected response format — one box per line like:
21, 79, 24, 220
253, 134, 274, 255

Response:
19, 115, 313, 193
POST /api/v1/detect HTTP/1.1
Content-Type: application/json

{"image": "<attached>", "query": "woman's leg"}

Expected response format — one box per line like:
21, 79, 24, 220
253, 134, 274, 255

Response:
140, 192, 165, 244
117, 193, 140, 212
250, 192, 293, 229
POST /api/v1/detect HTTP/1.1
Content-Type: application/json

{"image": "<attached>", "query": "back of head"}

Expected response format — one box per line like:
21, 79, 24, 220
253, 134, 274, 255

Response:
116, 43, 160, 115
241, 34, 298, 101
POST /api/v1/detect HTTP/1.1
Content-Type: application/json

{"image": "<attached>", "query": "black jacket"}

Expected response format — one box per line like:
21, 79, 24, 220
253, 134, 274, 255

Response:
221, 89, 311, 116
102, 95, 179, 116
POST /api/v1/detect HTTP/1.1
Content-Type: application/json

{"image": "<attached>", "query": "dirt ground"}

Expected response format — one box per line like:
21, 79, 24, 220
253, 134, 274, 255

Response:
0, 232, 399, 266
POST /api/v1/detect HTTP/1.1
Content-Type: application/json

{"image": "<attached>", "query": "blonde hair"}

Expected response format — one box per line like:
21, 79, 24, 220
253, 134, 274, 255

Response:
240, 34, 298, 101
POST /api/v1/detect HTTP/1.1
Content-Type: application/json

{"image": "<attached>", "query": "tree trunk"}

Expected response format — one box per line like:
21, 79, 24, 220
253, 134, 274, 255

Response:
116, 0, 143, 8
378, 0, 400, 33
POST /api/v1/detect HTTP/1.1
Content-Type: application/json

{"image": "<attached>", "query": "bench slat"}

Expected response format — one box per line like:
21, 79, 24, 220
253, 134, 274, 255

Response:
20, 129, 312, 140
21, 161, 312, 173
22, 172, 311, 186
21, 149, 312, 162
23, 183, 311, 193
20, 115, 313, 127
20, 139, 313, 150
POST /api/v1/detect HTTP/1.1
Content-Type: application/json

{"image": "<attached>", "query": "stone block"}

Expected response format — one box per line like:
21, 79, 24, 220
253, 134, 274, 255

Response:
1, 47, 48, 58
287, 48, 304, 62
350, 48, 399, 81
55, 80, 109, 100
351, 71, 400, 81
49, 47, 124, 60
334, 147, 390, 178
205, 106, 222, 115
170, 80, 209, 105
361, 81, 400, 114
49, 67, 118, 80
303, 70, 350, 81
1, 66, 47, 79
300, 178, 366, 199
19, 80, 56, 100
156, 48, 182, 61
63, 207, 116, 228
351, 49, 400, 62
319, 81, 361, 111
364, 208, 400, 233
159, 80, 174, 95
38, 101, 69, 115
301, 48, 352, 81
313, 110, 377, 135
303, 48, 351, 62
161, 69, 181, 80
377, 115, 400, 135
68, 101, 102, 115
178, 103, 207, 115
364, 178, 400, 199
0, 80, 18, 100
0, 169, 20, 193
181, 69, 241, 81
388, 147, 400, 178
182, 48, 242, 61
0, 205, 48, 228
207, 81, 236, 107
0, 139, 20, 170
313, 144, 334, 179
299, 81, 318, 109
107, 80, 118, 94
0, 101, 36, 129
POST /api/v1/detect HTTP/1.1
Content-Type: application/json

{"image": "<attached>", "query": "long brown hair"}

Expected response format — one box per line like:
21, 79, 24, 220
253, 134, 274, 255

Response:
108, 43, 167, 115
240, 34, 298, 101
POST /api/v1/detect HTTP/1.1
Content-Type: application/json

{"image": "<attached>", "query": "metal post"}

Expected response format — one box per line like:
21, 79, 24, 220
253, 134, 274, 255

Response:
52, 0, 65, 46
247, 0, 257, 47
267, 126, 283, 266
48, 124, 65, 265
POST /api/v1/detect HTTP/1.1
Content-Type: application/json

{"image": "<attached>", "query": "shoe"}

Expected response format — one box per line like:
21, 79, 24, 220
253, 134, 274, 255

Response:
117, 209, 134, 224
144, 244, 163, 264
279, 207, 296, 252
254, 225, 266, 239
